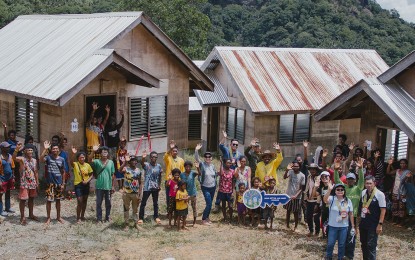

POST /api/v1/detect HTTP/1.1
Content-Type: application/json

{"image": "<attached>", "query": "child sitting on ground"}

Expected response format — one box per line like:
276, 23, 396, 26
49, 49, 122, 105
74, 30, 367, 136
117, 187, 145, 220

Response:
176, 181, 189, 231
235, 183, 247, 225
264, 178, 278, 230
167, 168, 181, 228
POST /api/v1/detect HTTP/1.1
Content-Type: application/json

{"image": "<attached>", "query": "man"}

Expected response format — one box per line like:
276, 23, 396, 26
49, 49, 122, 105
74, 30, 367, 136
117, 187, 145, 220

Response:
359, 175, 386, 260
13, 143, 39, 225
219, 130, 242, 169
2, 122, 17, 155
298, 140, 310, 222
51, 134, 69, 184
283, 161, 306, 232
163, 140, 184, 209
90, 145, 115, 223
244, 138, 261, 176
41, 141, 66, 225
0, 141, 15, 217
254, 143, 283, 186
335, 157, 365, 260
105, 109, 124, 160
139, 150, 163, 225
303, 163, 321, 236
334, 134, 350, 158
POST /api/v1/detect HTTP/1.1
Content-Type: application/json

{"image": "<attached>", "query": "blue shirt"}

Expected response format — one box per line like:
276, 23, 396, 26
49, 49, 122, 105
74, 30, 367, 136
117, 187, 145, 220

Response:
327, 196, 353, 228
143, 162, 162, 191
45, 155, 65, 185
180, 171, 198, 196
219, 143, 242, 170
7, 139, 17, 155
0, 154, 14, 181
59, 150, 69, 173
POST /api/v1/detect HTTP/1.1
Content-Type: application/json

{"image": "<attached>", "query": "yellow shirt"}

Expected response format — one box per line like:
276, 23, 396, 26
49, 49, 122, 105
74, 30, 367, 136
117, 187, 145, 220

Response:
85, 127, 99, 147
73, 162, 93, 185
163, 152, 184, 180
255, 151, 283, 186
176, 189, 188, 210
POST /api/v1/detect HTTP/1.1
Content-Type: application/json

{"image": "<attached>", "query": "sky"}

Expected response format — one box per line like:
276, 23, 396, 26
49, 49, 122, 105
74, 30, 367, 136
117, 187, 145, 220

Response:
376, 0, 415, 23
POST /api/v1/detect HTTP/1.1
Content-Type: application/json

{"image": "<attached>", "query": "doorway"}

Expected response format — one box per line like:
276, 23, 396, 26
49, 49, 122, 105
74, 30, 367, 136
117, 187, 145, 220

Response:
207, 107, 219, 152
85, 95, 117, 124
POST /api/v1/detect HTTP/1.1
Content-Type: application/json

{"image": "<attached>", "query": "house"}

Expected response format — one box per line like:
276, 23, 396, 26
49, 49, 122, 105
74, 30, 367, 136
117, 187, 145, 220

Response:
0, 12, 213, 154
195, 47, 389, 158
315, 50, 415, 169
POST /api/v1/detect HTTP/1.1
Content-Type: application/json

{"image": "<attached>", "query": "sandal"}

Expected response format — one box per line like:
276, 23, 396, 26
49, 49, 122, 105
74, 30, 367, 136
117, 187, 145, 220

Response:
155, 218, 161, 225
136, 219, 143, 225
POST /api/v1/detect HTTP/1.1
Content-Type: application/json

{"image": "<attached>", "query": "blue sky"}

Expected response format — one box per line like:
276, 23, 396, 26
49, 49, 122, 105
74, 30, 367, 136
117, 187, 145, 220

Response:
377, 0, 415, 22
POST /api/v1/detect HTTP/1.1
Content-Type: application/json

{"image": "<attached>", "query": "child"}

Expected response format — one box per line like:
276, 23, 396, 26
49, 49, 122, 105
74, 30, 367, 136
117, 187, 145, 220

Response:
167, 168, 181, 228
250, 177, 262, 226
180, 161, 199, 226
176, 181, 189, 230
235, 183, 247, 225
218, 158, 234, 223
264, 178, 278, 230
115, 138, 128, 190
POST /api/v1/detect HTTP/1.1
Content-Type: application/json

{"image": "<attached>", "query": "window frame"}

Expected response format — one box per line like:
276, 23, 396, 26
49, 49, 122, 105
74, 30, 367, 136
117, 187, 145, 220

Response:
278, 113, 311, 144
226, 106, 245, 144
15, 97, 39, 142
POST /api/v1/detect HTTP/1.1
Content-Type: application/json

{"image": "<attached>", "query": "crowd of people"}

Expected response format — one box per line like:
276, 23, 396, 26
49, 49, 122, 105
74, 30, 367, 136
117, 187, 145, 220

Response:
1, 103, 414, 259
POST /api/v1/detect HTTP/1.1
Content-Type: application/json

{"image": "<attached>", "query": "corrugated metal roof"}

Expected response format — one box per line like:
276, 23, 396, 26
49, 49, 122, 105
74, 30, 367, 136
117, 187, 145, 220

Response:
189, 97, 202, 111
203, 47, 389, 113
194, 70, 230, 105
0, 12, 213, 105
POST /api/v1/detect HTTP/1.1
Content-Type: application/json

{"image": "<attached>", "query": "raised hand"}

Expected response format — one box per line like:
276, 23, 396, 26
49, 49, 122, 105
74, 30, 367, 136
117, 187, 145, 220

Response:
315, 177, 321, 187
334, 160, 341, 170
328, 180, 334, 190
60, 131, 65, 137
349, 142, 355, 151
237, 160, 241, 168
92, 144, 100, 152
44, 140, 51, 150
322, 149, 329, 158
303, 140, 309, 148
169, 140, 176, 149
250, 138, 258, 146
125, 153, 131, 162
1, 121, 6, 128
142, 150, 147, 158
194, 161, 199, 168
374, 151, 381, 158
105, 105, 110, 113
388, 156, 394, 165
222, 130, 227, 138
16, 142, 23, 152
273, 142, 281, 151
363, 141, 367, 147
195, 143, 202, 151
92, 102, 99, 111
286, 163, 293, 170
355, 157, 364, 169
71, 145, 77, 154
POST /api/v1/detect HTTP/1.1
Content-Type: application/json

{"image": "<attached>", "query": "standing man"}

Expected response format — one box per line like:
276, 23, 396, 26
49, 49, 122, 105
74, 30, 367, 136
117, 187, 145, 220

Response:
359, 175, 386, 260
13, 143, 39, 225
163, 140, 184, 209
0, 141, 15, 217
254, 143, 283, 186
90, 145, 115, 223
283, 161, 306, 232
41, 141, 66, 225
244, 138, 261, 176
303, 163, 321, 236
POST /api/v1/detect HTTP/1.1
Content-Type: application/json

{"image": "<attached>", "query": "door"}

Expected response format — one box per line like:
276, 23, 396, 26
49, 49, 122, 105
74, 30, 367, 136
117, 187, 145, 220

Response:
207, 107, 219, 152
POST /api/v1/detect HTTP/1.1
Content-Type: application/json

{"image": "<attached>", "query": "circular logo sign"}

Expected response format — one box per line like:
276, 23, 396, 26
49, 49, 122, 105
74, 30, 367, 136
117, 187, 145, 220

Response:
243, 189, 262, 209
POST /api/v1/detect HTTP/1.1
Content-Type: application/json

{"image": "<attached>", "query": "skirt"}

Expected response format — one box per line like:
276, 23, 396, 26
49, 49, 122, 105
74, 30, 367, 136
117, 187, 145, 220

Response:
283, 199, 302, 212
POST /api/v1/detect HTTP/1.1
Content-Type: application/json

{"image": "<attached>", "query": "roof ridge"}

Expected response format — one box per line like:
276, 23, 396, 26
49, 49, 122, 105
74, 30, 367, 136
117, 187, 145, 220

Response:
16, 12, 143, 20
214, 46, 378, 53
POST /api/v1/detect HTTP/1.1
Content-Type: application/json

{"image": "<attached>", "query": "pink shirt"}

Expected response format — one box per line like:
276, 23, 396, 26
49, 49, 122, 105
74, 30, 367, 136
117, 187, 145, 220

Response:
219, 168, 234, 193
168, 179, 179, 197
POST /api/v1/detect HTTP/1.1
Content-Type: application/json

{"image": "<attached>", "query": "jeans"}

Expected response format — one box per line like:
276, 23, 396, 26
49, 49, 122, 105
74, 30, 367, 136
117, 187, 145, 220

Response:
96, 189, 111, 221
360, 228, 378, 260
139, 190, 159, 220
326, 226, 348, 259
201, 186, 216, 220
345, 219, 357, 259
306, 201, 320, 234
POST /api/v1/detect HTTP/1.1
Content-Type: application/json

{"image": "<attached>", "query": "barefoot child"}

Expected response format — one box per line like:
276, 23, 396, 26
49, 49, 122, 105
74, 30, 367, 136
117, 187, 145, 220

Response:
176, 181, 189, 230
264, 178, 278, 230
180, 161, 200, 226
235, 183, 247, 225
218, 158, 234, 222
283, 161, 305, 232
167, 168, 180, 228
250, 177, 262, 226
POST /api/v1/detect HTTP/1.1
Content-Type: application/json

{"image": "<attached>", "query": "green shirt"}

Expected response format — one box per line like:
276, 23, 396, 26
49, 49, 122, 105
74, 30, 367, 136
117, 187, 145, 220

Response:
93, 159, 115, 190
334, 168, 364, 217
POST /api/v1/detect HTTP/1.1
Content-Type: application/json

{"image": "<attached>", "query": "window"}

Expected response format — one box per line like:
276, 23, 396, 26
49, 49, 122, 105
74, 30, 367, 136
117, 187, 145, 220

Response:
188, 112, 202, 140
129, 96, 167, 139
226, 107, 245, 143
278, 113, 310, 143
15, 97, 39, 141
384, 129, 408, 161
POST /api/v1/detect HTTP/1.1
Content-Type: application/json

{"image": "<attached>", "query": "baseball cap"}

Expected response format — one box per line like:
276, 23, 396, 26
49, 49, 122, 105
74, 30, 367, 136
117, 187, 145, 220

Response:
320, 171, 330, 177
0, 141, 11, 148
346, 173, 356, 179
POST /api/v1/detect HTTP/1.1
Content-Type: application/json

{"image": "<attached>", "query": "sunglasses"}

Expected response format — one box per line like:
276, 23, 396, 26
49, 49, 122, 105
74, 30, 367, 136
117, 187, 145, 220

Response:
205, 156, 212, 158
232, 143, 239, 147
151, 156, 158, 159
336, 189, 344, 191
321, 175, 329, 178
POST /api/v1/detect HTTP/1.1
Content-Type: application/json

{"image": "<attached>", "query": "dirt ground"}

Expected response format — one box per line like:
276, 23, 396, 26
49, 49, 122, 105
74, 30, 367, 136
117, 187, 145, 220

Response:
1, 168, 415, 259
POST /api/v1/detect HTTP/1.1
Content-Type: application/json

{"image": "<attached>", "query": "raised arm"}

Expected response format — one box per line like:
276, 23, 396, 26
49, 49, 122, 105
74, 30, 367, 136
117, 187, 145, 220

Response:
363, 141, 368, 159
273, 142, 283, 167
323, 180, 334, 204
356, 157, 365, 190
86, 102, 98, 126
303, 140, 309, 160
2, 122, 7, 141
102, 105, 110, 127
40, 140, 51, 163
12, 142, 24, 163
140, 150, 147, 168
284, 163, 293, 179
220, 130, 227, 145
386, 157, 396, 176
116, 110, 125, 129
344, 142, 355, 165
333, 159, 341, 184
195, 143, 202, 163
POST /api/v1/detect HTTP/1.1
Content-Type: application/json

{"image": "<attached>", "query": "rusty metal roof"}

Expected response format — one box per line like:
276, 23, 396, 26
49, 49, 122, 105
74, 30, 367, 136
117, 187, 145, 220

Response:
315, 78, 415, 141
202, 47, 389, 113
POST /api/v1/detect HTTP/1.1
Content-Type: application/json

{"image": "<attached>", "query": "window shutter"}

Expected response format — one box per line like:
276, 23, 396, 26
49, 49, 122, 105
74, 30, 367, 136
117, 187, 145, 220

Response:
15, 97, 39, 141
235, 109, 245, 143
149, 96, 167, 137
279, 114, 294, 143
226, 107, 236, 139
188, 112, 202, 140
295, 113, 310, 142
130, 97, 148, 139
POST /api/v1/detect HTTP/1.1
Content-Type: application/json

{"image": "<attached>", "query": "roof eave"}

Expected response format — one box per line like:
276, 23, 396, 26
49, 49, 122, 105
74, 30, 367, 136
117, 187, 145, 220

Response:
378, 50, 415, 83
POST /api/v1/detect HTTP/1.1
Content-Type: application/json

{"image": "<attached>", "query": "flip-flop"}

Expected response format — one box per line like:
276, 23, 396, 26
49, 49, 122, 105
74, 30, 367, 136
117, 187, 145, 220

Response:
155, 218, 161, 224
136, 219, 143, 225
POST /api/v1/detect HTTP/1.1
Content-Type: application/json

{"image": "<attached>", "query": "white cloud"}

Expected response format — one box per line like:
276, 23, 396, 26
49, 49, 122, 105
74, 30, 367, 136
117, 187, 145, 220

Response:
376, 0, 415, 22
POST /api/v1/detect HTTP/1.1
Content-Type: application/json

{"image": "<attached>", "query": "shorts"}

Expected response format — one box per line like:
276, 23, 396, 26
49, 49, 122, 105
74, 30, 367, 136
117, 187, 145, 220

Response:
74, 183, 90, 197
115, 171, 124, 180
45, 183, 64, 202
168, 196, 176, 213
176, 208, 188, 217
263, 207, 275, 219
108, 147, 117, 160
0, 178, 15, 193
189, 196, 197, 217
283, 199, 302, 212
18, 187, 37, 200
237, 202, 247, 215
217, 192, 234, 203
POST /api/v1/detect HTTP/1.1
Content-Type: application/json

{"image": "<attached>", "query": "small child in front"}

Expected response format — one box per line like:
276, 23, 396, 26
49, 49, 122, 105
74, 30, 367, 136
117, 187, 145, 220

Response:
167, 168, 181, 228
176, 181, 189, 231
235, 183, 247, 225
264, 178, 278, 230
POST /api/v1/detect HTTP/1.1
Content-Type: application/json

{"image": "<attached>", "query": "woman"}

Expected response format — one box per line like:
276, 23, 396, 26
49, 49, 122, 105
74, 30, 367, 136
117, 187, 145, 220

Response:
195, 143, 217, 226
234, 156, 251, 191
71, 147, 94, 223
323, 182, 355, 260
